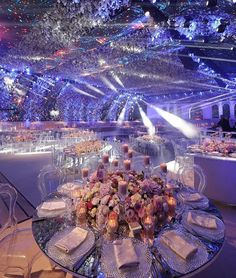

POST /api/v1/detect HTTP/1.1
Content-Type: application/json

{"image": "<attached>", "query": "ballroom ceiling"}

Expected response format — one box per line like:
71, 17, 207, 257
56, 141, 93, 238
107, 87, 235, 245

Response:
0, 0, 236, 102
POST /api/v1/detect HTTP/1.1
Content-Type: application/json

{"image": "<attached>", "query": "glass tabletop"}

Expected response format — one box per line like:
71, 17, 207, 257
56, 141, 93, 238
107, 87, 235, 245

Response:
32, 186, 224, 278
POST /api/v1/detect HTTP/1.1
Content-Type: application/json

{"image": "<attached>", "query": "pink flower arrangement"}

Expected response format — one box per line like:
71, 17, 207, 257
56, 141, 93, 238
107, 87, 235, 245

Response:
76, 169, 174, 227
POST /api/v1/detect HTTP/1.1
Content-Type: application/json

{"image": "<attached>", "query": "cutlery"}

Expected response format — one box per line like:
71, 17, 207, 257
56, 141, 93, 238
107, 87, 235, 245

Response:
73, 245, 96, 272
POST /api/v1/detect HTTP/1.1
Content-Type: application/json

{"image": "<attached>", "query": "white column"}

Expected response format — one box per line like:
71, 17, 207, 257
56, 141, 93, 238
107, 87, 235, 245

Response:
218, 102, 223, 116
230, 101, 234, 120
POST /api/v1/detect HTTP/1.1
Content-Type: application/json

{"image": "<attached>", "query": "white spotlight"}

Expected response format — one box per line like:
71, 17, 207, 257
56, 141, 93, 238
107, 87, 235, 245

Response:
101, 76, 118, 93
72, 86, 97, 99
86, 84, 105, 96
138, 104, 155, 137
145, 102, 199, 138
117, 102, 127, 125
145, 11, 150, 17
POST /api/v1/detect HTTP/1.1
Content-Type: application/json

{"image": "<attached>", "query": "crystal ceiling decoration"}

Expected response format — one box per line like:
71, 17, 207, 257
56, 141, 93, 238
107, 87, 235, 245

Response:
0, 0, 236, 121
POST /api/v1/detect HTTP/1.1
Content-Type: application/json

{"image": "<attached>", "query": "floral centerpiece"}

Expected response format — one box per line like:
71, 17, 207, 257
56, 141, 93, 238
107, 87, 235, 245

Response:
188, 138, 236, 156
138, 134, 165, 144
75, 167, 176, 233
63, 139, 103, 156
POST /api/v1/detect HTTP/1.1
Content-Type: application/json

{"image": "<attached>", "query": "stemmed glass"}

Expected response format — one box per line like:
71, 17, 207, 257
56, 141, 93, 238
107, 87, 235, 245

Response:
81, 167, 89, 184
96, 212, 108, 247
143, 155, 152, 178
118, 181, 128, 221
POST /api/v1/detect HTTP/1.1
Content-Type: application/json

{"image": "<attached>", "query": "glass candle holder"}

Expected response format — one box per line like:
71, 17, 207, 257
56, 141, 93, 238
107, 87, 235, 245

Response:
107, 211, 119, 234
81, 167, 89, 184
141, 213, 154, 246
76, 202, 87, 224
167, 196, 177, 218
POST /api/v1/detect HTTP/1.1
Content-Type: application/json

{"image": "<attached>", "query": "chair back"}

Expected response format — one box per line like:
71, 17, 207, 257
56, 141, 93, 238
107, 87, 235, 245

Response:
81, 155, 100, 174
178, 164, 206, 193
0, 183, 17, 235
38, 166, 65, 200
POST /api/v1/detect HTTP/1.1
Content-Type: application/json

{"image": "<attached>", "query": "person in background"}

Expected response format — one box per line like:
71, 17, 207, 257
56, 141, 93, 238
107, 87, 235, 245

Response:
213, 115, 231, 132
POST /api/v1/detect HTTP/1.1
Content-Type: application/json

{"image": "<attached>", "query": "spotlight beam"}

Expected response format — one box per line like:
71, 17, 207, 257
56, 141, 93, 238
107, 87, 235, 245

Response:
117, 101, 128, 125
138, 103, 155, 136
144, 101, 199, 138
72, 85, 97, 99
101, 76, 118, 93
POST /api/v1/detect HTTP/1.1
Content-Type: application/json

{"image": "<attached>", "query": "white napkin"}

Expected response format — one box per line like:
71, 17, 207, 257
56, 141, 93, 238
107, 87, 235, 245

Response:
55, 227, 88, 254
40, 201, 66, 211
184, 193, 203, 202
161, 230, 198, 260
114, 239, 139, 270
187, 211, 217, 229
61, 183, 78, 191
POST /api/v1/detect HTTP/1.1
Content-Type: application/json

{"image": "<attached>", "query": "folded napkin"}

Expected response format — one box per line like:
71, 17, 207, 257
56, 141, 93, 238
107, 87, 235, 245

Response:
61, 183, 78, 191
55, 227, 88, 254
114, 239, 139, 270
184, 193, 203, 202
161, 230, 198, 260
187, 211, 217, 229
40, 201, 66, 211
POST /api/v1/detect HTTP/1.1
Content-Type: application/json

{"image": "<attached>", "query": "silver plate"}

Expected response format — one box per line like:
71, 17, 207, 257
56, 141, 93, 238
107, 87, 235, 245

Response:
100, 237, 152, 278
156, 229, 208, 274
181, 210, 225, 242
46, 226, 95, 269
177, 191, 209, 210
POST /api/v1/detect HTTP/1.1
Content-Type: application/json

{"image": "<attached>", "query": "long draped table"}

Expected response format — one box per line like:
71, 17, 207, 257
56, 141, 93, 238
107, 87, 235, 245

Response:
191, 153, 236, 205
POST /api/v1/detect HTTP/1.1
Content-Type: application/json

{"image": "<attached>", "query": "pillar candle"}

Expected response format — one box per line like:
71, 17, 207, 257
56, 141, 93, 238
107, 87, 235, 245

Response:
124, 159, 131, 171
144, 155, 150, 166
112, 159, 119, 167
118, 181, 128, 196
128, 149, 133, 159
102, 153, 109, 164
122, 144, 129, 153
160, 163, 167, 173
81, 167, 89, 178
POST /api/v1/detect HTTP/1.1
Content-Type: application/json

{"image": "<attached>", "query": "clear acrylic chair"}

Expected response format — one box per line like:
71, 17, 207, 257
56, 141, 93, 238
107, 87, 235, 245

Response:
0, 183, 67, 278
0, 183, 38, 278
178, 164, 206, 193
38, 166, 65, 201
81, 154, 100, 177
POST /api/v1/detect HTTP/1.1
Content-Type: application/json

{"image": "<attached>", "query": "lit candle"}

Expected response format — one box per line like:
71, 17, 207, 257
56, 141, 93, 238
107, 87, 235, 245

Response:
76, 202, 87, 220
122, 144, 129, 153
81, 167, 89, 178
112, 159, 119, 167
107, 212, 118, 233
128, 149, 133, 159
167, 197, 176, 217
118, 181, 128, 196
124, 159, 131, 171
144, 215, 153, 226
144, 155, 150, 166
102, 153, 109, 164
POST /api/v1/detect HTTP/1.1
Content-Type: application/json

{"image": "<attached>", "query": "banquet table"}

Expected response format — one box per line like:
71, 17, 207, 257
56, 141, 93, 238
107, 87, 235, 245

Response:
32, 186, 225, 278
190, 152, 236, 205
